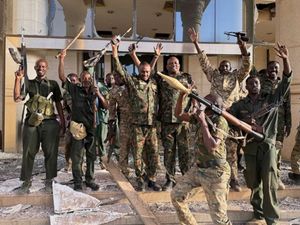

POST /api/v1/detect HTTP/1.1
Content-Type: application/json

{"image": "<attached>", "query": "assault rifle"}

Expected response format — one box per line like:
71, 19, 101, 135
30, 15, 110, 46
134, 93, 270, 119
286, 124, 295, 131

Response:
224, 31, 249, 42
9, 28, 28, 99
83, 27, 132, 68
157, 72, 265, 141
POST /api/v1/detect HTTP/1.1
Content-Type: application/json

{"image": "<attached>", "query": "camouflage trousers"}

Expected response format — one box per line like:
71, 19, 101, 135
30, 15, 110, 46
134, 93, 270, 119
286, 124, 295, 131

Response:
291, 125, 300, 174
275, 140, 283, 177
225, 135, 238, 181
171, 163, 232, 225
132, 124, 159, 182
118, 120, 132, 176
161, 122, 190, 183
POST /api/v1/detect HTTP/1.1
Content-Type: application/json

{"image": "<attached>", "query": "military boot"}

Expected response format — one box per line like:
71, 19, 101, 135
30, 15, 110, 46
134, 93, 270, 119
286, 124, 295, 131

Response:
136, 179, 145, 192
230, 179, 242, 192
162, 180, 175, 191
288, 172, 300, 184
17, 180, 32, 194
148, 180, 162, 192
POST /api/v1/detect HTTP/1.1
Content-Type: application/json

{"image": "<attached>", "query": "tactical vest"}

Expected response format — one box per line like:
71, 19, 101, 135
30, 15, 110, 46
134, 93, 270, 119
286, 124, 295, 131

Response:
25, 80, 55, 118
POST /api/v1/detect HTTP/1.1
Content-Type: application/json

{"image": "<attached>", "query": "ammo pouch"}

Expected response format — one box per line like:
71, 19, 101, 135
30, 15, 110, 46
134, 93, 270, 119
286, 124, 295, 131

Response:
25, 94, 54, 127
69, 121, 87, 140
28, 111, 44, 127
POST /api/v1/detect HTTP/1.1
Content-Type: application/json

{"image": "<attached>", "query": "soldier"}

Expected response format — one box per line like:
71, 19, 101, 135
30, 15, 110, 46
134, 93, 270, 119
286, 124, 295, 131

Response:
260, 62, 292, 190
62, 73, 79, 172
230, 43, 291, 225
13, 58, 65, 193
289, 124, 300, 183
189, 27, 251, 192
106, 72, 131, 176
96, 73, 113, 169
58, 50, 108, 191
129, 43, 191, 190
171, 93, 232, 225
111, 40, 162, 191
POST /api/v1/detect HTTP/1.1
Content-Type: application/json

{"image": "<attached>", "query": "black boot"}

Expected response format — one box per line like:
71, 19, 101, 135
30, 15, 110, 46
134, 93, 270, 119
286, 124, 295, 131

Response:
162, 180, 175, 191
148, 180, 162, 192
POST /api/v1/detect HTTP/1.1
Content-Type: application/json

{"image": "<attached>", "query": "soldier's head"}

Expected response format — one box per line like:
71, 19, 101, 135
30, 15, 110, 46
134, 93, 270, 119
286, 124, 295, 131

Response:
203, 94, 224, 116
267, 61, 280, 80
246, 75, 261, 95
138, 61, 151, 82
34, 59, 48, 79
166, 56, 180, 75
113, 72, 123, 86
218, 60, 231, 75
80, 71, 93, 88
105, 72, 115, 88
67, 73, 79, 84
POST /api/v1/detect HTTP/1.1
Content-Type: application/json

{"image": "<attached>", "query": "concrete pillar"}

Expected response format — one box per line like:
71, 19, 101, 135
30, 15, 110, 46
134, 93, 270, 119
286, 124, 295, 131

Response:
12, 0, 48, 35
276, 0, 300, 160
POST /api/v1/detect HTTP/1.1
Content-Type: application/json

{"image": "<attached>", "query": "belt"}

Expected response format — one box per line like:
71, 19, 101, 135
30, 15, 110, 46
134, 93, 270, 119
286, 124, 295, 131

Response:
197, 159, 226, 168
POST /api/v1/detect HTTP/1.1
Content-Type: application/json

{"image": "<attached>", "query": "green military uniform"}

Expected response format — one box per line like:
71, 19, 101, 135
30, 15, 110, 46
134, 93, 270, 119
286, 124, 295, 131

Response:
113, 56, 159, 184
62, 89, 72, 170
171, 114, 231, 225
108, 85, 132, 176
21, 77, 61, 182
64, 80, 97, 186
197, 50, 251, 184
156, 72, 192, 184
260, 76, 291, 177
230, 73, 292, 225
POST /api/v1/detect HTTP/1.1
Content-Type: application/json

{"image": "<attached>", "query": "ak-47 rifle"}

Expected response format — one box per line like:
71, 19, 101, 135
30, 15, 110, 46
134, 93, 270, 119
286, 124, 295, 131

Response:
224, 31, 249, 42
157, 72, 265, 141
83, 27, 132, 68
9, 28, 28, 99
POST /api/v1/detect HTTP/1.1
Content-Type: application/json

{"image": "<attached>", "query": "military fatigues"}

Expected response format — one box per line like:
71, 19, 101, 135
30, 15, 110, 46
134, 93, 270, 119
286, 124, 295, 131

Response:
64, 80, 97, 186
108, 85, 132, 176
291, 124, 300, 174
157, 72, 192, 184
95, 82, 111, 159
21, 78, 61, 182
230, 73, 292, 225
260, 76, 291, 177
113, 57, 159, 183
197, 51, 251, 182
62, 89, 72, 169
171, 114, 231, 225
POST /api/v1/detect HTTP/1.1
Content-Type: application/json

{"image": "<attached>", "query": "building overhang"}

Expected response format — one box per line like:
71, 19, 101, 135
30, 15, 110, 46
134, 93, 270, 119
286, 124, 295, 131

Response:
6, 35, 250, 55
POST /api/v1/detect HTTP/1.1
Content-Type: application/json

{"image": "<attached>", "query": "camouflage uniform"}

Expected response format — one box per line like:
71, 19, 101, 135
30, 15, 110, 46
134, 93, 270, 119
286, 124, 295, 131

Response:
291, 124, 300, 175
62, 90, 72, 170
96, 81, 110, 159
108, 85, 132, 176
230, 73, 292, 225
260, 76, 291, 177
113, 57, 159, 183
197, 51, 251, 182
157, 72, 192, 184
171, 114, 231, 225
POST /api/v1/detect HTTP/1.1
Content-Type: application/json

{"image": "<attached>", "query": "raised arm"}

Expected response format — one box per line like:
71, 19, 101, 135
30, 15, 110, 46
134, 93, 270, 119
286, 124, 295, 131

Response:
188, 27, 214, 82
111, 41, 129, 81
128, 43, 141, 67
236, 35, 251, 83
150, 43, 163, 70
274, 42, 291, 75
58, 50, 67, 83
13, 69, 25, 102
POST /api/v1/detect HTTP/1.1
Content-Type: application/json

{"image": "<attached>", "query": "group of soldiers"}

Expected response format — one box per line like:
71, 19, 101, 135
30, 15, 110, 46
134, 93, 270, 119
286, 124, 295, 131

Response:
12, 26, 300, 225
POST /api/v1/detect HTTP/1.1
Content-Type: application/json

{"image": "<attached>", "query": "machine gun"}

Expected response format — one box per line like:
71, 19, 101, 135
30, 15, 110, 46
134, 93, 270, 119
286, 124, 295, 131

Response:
224, 31, 249, 42
83, 27, 132, 68
157, 72, 265, 141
